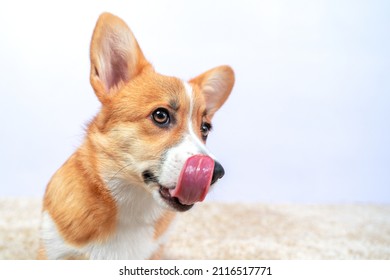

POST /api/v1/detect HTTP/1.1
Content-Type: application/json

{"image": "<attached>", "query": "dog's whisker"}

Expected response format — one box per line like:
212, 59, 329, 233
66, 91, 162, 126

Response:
107, 162, 134, 184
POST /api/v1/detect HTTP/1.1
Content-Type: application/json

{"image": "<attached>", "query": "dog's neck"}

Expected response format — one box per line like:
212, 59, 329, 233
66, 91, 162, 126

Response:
106, 177, 163, 225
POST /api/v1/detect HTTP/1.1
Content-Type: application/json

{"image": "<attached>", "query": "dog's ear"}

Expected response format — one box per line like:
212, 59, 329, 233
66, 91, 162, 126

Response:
90, 13, 150, 103
190, 65, 235, 119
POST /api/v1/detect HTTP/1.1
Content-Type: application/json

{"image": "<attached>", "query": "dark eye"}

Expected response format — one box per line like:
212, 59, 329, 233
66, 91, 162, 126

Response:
152, 108, 170, 126
201, 122, 212, 140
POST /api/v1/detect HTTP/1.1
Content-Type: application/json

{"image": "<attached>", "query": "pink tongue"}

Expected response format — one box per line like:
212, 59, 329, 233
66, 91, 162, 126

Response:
169, 155, 214, 205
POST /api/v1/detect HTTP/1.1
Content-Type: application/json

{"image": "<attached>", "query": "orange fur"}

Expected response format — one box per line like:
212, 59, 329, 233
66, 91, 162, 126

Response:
43, 149, 117, 246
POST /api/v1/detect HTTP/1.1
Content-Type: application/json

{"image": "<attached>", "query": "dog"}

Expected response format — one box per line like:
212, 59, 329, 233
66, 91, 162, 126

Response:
38, 12, 234, 260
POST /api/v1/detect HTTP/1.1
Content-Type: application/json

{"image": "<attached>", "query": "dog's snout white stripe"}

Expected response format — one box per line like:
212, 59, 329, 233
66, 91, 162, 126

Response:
182, 81, 212, 157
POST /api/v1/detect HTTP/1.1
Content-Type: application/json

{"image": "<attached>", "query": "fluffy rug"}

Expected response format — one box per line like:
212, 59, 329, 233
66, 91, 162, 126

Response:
0, 198, 389, 259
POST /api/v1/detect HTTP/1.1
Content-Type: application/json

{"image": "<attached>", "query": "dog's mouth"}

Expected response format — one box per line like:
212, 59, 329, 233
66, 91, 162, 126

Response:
148, 155, 216, 212
159, 186, 194, 212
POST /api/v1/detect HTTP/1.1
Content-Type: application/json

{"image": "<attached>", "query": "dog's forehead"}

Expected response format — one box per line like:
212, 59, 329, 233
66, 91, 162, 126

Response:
124, 72, 204, 112
154, 76, 189, 108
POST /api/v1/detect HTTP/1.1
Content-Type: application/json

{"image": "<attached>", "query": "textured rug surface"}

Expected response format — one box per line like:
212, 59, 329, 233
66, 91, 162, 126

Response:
0, 198, 389, 259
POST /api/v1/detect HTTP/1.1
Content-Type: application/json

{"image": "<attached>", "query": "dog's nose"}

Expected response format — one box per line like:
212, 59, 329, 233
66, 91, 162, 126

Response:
211, 161, 225, 185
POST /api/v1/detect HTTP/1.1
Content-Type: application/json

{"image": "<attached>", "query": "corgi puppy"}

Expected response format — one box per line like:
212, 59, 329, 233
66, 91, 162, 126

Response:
39, 12, 234, 260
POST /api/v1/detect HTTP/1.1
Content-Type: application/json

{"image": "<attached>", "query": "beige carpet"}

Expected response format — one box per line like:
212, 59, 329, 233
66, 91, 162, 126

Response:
0, 198, 389, 259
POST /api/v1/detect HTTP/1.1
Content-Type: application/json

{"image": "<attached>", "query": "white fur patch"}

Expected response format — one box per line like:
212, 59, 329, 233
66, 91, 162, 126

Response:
93, 177, 164, 259
183, 82, 213, 156
40, 211, 81, 259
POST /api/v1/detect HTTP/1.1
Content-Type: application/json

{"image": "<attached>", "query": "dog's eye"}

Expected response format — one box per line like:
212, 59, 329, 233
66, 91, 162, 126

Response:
152, 108, 170, 126
201, 122, 212, 140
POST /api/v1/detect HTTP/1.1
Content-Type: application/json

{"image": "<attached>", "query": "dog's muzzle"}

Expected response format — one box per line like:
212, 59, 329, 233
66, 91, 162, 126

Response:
145, 156, 225, 212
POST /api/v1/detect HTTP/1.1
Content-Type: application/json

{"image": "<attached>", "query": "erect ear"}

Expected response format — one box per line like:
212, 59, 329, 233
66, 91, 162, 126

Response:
90, 13, 150, 103
190, 65, 235, 119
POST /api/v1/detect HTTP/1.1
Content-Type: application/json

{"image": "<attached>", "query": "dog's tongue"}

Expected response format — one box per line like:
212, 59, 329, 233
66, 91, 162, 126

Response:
169, 155, 214, 205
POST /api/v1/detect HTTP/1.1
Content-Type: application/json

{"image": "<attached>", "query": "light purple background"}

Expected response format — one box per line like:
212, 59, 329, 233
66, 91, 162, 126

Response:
1, 0, 389, 203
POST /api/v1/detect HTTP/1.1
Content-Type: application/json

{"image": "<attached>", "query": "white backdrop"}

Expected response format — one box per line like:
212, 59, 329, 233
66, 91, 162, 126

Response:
0, 0, 389, 203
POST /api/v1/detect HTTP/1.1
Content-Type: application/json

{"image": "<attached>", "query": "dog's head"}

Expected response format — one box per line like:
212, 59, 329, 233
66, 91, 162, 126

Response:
88, 13, 234, 212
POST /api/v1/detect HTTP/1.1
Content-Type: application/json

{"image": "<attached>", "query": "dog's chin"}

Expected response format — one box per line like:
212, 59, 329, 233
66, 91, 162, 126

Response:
158, 185, 194, 212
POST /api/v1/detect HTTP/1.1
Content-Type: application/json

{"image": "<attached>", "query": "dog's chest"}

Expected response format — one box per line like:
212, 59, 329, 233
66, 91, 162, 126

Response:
85, 181, 166, 259
85, 218, 159, 259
